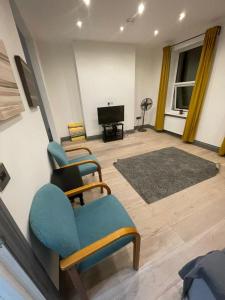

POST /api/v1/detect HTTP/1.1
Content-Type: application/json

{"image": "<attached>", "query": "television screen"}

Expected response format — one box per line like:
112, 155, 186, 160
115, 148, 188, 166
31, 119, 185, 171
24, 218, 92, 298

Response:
97, 105, 124, 125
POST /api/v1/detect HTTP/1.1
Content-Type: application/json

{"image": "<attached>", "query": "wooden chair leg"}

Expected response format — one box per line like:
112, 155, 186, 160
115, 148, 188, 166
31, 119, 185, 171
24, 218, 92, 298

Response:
133, 233, 141, 270
98, 168, 104, 193
68, 268, 89, 300
79, 194, 85, 206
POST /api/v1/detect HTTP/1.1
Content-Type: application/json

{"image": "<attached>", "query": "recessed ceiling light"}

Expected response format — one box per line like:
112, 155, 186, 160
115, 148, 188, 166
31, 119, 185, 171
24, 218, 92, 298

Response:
120, 26, 124, 32
138, 3, 145, 15
76, 20, 82, 28
83, 0, 90, 6
179, 11, 186, 22
154, 30, 159, 36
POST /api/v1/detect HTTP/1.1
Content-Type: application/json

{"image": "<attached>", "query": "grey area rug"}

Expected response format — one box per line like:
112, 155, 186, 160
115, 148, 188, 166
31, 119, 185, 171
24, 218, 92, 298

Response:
114, 147, 218, 204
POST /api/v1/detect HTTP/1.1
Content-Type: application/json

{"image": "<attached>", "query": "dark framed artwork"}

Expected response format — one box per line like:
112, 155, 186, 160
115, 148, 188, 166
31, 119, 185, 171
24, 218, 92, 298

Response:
15, 55, 39, 107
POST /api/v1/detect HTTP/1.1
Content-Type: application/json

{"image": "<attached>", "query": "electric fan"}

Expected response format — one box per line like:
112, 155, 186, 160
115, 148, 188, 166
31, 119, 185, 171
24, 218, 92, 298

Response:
138, 98, 153, 132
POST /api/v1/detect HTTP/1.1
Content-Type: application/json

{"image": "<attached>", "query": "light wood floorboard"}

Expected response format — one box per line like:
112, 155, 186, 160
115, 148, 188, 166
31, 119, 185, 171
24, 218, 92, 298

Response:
63, 129, 225, 299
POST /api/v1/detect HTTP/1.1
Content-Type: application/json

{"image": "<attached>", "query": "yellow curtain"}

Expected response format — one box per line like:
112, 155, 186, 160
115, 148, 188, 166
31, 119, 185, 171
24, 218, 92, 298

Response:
219, 138, 225, 156
182, 26, 221, 142
155, 46, 171, 131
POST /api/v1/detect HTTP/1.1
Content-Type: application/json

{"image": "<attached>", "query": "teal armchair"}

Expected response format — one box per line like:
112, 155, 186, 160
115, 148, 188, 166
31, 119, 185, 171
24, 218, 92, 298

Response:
47, 141, 103, 192
30, 183, 140, 300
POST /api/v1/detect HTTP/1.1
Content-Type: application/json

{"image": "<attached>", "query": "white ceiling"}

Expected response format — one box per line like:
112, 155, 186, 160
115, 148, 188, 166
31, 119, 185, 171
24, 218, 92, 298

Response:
15, 0, 225, 46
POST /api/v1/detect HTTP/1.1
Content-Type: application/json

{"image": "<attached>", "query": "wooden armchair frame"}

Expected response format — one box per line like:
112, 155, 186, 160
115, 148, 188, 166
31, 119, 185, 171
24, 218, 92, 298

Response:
61, 182, 141, 300
65, 147, 92, 155
65, 181, 111, 198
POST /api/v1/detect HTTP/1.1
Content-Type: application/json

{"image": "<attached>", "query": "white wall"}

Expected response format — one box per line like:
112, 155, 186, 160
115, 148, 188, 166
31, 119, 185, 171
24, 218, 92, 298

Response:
135, 47, 153, 126
150, 27, 225, 146
27, 39, 59, 141
8, 0, 58, 142
195, 27, 225, 146
0, 0, 51, 241
33, 29, 224, 145
0, 0, 57, 286
164, 116, 186, 135
36, 42, 154, 137
37, 40, 83, 138
74, 41, 136, 137
147, 49, 162, 127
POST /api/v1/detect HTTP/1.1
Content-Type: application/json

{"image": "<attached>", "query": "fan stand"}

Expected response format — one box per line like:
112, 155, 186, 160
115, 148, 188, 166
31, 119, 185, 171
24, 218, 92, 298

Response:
138, 109, 147, 132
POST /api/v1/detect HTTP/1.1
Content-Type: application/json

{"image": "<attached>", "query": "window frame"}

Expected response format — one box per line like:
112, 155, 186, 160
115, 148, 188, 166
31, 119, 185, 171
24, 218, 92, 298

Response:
165, 36, 204, 117
172, 81, 195, 111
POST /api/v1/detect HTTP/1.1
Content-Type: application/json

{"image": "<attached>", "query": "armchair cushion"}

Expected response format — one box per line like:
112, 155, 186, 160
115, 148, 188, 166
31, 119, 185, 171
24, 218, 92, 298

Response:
47, 141, 68, 166
30, 185, 136, 273
69, 154, 99, 176
74, 195, 135, 272
30, 184, 80, 258
48, 141, 100, 176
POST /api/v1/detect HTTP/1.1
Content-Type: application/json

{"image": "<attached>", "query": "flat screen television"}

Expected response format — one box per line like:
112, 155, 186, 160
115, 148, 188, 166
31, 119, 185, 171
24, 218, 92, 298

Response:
97, 105, 124, 125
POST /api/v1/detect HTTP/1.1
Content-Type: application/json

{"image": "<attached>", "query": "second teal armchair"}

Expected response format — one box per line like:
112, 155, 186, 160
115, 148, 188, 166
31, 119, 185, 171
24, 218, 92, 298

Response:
48, 141, 103, 191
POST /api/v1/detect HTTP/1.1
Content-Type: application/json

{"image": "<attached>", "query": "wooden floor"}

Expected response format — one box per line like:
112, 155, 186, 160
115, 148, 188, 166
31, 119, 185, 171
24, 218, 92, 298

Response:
64, 129, 225, 299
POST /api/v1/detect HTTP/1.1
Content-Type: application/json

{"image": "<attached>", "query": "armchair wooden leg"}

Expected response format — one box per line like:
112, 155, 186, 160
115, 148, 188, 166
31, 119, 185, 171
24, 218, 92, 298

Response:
133, 233, 141, 271
68, 268, 89, 300
98, 168, 104, 193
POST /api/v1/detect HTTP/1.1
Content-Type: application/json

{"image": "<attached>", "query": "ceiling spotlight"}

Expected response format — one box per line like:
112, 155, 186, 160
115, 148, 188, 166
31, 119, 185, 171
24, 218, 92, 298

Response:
120, 26, 124, 32
138, 3, 145, 15
179, 11, 186, 22
154, 30, 159, 36
83, 0, 90, 6
76, 20, 82, 28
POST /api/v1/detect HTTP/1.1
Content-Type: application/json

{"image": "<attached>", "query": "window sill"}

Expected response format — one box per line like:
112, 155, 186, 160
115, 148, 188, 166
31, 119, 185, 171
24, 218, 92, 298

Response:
165, 111, 187, 119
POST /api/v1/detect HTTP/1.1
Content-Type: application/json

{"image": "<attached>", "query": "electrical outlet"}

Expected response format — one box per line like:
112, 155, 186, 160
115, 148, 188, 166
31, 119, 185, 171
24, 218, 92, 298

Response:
0, 163, 10, 192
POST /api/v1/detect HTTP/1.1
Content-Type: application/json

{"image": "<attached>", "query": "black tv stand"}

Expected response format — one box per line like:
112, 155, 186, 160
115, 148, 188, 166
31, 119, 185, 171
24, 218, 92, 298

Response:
102, 123, 124, 143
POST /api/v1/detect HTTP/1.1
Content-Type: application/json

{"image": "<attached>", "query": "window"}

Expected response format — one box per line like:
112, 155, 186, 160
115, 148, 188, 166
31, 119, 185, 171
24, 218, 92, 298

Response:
172, 46, 202, 111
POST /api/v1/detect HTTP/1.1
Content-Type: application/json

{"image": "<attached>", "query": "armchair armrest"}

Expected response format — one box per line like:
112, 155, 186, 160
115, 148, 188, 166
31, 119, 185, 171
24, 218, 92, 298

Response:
59, 160, 104, 193
59, 160, 101, 171
65, 147, 92, 155
60, 227, 140, 271
65, 182, 111, 197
